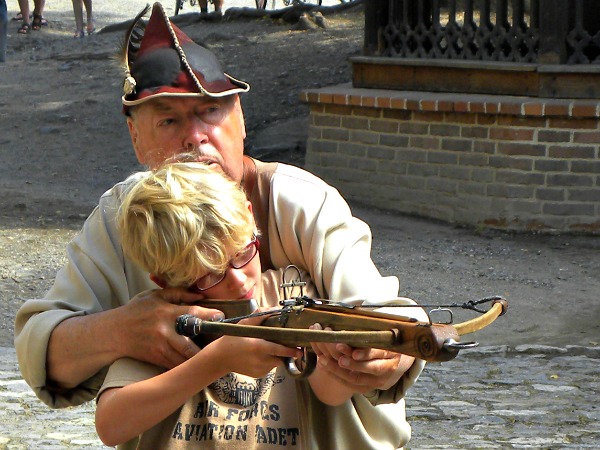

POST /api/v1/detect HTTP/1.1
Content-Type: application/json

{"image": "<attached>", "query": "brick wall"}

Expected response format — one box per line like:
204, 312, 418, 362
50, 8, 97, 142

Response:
300, 84, 600, 234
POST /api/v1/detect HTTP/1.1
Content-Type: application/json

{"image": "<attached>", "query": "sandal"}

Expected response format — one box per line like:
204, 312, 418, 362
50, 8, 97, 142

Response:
74, 29, 84, 39
86, 20, 95, 35
18, 23, 31, 34
12, 12, 23, 21
31, 13, 43, 31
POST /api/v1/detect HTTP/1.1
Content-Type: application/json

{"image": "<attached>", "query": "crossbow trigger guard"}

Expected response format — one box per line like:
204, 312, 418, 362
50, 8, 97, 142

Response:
284, 349, 317, 379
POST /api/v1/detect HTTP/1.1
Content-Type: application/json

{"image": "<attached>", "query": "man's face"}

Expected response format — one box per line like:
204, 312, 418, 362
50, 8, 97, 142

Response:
127, 95, 246, 184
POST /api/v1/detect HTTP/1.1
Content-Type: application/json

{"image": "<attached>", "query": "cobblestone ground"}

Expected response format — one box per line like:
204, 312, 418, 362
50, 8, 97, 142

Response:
407, 345, 600, 449
0, 345, 598, 449
0, 349, 104, 449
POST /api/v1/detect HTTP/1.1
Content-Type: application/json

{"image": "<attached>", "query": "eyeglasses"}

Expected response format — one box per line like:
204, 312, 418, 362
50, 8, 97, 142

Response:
190, 236, 260, 292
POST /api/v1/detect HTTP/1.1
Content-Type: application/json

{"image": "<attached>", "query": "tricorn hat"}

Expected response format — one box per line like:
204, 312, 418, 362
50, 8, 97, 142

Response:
121, 2, 249, 112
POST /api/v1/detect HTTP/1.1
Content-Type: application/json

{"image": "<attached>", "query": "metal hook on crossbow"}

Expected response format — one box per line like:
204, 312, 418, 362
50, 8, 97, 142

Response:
280, 265, 307, 300
428, 307, 454, 325
279, 265, 315, 378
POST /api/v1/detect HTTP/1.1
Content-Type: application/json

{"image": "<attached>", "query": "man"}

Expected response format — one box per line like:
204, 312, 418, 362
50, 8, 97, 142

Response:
15, 3, 425, 444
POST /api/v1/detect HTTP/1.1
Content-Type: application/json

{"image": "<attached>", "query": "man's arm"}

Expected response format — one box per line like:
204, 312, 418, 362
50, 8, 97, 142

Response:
14, 183, 222, 407
46, 288, 225, 390
261, 162, 426, 398
263, 162, 400, 305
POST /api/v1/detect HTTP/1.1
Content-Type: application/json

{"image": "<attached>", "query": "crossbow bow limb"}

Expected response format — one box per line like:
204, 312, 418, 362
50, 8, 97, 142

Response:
176, 294, 508, 379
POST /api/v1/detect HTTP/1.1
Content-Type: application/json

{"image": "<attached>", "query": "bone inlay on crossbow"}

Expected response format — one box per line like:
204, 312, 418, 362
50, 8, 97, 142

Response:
176, 267, 508, 378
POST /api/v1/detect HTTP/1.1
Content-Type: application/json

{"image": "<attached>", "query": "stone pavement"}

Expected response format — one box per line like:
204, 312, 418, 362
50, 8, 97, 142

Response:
406, 345, 600, 449
0, 345, 598, 449
0, 348, 104, 450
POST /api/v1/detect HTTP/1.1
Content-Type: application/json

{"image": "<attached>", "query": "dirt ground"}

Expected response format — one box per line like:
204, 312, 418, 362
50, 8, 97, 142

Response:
0, 1, 599, 351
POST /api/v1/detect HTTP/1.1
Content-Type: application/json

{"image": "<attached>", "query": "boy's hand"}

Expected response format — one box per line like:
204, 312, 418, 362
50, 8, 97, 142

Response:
209, 311, 303, 379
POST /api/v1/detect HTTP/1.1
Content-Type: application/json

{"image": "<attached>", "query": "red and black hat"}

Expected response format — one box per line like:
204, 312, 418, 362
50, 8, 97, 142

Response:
121, 2, 249, 111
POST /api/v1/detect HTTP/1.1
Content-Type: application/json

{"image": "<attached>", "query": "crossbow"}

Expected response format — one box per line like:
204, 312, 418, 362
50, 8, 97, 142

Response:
176, 291, 507, 379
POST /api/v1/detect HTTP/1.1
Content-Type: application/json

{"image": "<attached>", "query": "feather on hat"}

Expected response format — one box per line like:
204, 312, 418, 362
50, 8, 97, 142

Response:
120, 3, 249, 112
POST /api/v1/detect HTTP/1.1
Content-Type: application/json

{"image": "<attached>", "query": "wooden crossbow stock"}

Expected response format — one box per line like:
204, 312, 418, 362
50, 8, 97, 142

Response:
176, 293, 508, 379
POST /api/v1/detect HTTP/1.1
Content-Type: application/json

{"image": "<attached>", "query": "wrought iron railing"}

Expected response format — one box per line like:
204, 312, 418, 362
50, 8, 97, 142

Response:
364, 0, 600, 64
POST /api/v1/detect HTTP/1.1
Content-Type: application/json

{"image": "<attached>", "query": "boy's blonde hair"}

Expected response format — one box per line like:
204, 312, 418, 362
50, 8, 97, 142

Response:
118, 162, 256, 288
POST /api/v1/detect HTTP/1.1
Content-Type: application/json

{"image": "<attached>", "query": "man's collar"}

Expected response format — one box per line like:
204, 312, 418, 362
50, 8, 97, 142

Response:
242, 156, 256, 199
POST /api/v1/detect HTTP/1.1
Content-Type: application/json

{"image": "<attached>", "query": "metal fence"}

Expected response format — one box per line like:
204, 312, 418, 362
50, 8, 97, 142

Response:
365, 0, 600, 64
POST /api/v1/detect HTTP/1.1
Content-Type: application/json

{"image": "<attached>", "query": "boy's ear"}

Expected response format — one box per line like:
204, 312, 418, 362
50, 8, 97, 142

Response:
150, 274, 168, 289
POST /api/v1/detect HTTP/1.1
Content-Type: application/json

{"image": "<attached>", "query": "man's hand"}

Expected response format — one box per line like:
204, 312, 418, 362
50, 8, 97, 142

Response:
309, 324, 414, 393
115, 287, 227, 369
47, 287, 225, 389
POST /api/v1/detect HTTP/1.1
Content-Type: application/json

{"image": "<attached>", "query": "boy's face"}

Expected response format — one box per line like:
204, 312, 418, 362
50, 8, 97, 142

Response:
196, 240, 262, 301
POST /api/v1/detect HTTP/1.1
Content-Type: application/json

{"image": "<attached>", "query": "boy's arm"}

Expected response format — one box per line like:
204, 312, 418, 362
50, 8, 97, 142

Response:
306, 331, 355, 405
95, 318, 302, 447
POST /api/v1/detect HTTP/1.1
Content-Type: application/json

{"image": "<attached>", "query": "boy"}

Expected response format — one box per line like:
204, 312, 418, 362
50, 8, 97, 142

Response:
95, 162, 421, 449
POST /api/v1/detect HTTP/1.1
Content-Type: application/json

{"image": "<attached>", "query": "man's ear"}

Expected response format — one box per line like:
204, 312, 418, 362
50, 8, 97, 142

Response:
233, 95, 246, 140
127, 116, 146, 165
149, 274, 168, 289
